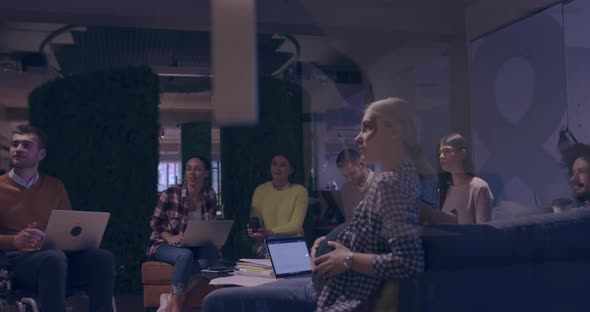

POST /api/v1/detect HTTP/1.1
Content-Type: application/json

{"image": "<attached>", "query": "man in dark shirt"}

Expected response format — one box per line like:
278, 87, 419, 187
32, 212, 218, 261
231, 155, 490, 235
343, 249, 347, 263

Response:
562, 143, 590, 208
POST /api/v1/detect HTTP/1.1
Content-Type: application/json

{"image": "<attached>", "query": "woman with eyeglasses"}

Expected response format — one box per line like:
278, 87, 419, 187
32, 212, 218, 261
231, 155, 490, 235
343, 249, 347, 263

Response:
438, 133, 493, 224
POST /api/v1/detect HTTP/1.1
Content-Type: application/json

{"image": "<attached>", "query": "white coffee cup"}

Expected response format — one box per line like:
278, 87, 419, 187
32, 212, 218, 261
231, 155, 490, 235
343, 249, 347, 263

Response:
552, 197, 573, 213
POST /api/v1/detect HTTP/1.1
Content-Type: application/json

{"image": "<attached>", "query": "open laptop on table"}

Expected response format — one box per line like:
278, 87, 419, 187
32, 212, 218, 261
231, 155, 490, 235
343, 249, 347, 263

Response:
41, 210, 110, 252
265, 236, 312, 279
179, 220, 234, 247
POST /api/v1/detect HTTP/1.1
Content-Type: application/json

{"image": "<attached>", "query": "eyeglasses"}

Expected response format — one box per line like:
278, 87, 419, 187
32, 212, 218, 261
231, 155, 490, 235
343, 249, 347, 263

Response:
438, 149, 455, 157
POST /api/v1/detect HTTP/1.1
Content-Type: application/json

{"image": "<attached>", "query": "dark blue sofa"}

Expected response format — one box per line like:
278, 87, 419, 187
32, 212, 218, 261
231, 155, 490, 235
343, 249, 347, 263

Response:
400, 208, 590, 312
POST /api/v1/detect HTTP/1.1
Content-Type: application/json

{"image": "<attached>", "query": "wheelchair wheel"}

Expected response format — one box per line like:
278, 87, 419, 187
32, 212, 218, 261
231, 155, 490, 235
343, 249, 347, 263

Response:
0, 298, 8, 312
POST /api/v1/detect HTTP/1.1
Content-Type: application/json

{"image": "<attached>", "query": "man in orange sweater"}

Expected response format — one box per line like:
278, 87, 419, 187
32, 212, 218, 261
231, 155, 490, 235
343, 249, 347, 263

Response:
0, 125, 114, 312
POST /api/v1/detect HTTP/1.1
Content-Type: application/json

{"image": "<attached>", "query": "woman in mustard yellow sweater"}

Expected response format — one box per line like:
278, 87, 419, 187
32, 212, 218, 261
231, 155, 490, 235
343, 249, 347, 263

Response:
247, 153, 308, 257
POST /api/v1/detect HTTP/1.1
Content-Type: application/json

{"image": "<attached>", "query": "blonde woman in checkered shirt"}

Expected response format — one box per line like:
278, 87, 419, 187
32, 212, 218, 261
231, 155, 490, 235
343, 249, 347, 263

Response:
202, 98, 425, 312
311, 97, 425, 310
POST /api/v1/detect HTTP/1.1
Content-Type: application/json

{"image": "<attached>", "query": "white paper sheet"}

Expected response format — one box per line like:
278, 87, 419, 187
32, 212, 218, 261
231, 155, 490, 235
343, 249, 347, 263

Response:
209, 275, 276, 287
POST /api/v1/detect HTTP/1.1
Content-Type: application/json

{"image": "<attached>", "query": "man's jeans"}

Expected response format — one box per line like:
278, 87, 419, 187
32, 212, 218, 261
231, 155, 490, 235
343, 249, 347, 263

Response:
10, 248, 115, 312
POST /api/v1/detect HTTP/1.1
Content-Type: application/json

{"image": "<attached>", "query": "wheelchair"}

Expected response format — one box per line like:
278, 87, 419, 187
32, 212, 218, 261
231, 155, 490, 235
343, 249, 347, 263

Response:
0, 251, 117, 312
0, 251, 38, 312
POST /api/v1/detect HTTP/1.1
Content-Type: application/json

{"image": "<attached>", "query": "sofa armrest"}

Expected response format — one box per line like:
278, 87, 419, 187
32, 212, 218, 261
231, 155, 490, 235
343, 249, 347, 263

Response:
422, 208, 590, 270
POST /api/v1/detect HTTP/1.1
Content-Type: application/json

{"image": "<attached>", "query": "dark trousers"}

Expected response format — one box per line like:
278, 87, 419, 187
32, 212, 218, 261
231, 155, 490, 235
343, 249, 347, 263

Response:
202, 276, 316, 312
10, 248, 115, 312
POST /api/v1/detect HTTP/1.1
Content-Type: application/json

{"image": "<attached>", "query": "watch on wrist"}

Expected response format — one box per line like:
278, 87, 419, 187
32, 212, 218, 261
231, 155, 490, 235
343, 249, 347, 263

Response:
343, 252, 354, 271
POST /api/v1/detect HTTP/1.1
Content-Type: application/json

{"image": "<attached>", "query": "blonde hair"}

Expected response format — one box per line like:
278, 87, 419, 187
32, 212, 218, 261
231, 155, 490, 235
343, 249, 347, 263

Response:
367, 97, 435, 177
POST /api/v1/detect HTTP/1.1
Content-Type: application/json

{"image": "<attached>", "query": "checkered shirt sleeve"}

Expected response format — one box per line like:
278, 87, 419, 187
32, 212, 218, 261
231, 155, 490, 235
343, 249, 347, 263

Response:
202, 186, 219, 217
146, 185, 189, 258
150, 187, 181, 235
316, 162, 424, 312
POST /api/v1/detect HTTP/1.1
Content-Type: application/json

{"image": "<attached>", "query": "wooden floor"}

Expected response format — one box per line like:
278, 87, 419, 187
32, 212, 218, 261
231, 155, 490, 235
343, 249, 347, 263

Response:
7, 295, 201, 311
68, 296, 201, 312
113, 296, 147, 312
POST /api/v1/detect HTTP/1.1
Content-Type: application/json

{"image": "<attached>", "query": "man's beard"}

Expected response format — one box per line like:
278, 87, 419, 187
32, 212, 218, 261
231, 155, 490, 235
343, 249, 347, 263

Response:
354, 175, 365, 187
573, 189, 590, 204
10, 158, 36, 169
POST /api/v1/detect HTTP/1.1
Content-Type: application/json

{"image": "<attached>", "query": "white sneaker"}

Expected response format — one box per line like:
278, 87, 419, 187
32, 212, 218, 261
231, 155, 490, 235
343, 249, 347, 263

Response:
157, 293, 172, 312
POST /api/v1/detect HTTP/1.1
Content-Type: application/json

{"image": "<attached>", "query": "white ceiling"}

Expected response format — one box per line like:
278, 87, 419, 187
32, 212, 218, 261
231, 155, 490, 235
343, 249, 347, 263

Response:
0, 0, 562, 43
0, 0, 557, 129
0, 0, 467, 38
466, 0, 561, 39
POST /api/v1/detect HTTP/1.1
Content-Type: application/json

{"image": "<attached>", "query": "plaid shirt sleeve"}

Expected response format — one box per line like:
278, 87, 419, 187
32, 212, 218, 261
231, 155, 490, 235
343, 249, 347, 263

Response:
150, 190, 172, 235
316, 163, 423, 311
372, 177, 424, 280
202, 186, 218, 217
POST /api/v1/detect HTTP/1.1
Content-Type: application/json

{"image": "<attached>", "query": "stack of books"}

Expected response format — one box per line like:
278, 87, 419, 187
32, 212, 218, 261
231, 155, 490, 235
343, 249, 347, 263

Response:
234, 258, 274, 278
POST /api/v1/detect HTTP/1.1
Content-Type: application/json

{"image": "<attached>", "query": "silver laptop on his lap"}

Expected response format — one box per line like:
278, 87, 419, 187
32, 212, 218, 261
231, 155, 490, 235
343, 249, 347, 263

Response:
41, 210, 110, 252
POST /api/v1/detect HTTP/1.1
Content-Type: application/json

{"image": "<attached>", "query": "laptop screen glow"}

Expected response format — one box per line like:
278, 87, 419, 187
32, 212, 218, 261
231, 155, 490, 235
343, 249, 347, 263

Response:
266, 238, 312, 278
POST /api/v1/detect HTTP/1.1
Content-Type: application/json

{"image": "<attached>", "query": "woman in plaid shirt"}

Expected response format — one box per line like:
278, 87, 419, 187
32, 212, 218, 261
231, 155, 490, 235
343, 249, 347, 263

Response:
203, 98, 425, 312
146, 155, 219, 312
